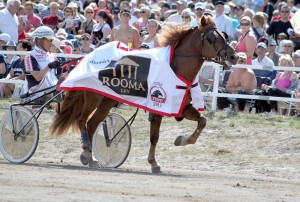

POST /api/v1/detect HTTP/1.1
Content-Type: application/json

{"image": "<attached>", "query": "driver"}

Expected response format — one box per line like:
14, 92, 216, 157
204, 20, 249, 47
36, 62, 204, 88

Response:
24, 26, 61, 93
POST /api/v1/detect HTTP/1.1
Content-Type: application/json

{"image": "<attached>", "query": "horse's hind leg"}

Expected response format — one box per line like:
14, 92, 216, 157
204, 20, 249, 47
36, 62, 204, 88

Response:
174, 105, 206, 146
79, 92, 103, 165
86, 98, 118, 144
84, 97, 118, 168
148, 114, 163, 173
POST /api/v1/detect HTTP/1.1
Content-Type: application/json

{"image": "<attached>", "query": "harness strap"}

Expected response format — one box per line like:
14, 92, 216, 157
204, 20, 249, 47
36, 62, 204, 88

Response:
176, 82, 198, 90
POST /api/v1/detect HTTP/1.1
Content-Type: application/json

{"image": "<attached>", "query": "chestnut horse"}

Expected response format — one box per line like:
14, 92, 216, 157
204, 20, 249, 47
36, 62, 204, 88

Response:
49, 16, 238, 173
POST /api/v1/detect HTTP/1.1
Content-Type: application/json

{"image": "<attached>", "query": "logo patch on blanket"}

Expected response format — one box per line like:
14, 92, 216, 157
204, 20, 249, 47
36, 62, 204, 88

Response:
98, 55, 150, 97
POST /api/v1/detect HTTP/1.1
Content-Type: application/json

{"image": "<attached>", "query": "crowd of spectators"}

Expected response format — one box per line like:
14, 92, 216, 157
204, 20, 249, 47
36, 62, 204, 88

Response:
0, 0, 299, 115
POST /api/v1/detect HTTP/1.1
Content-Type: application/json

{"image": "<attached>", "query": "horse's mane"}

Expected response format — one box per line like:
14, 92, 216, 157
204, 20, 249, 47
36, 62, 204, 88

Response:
158, 16, 216, 47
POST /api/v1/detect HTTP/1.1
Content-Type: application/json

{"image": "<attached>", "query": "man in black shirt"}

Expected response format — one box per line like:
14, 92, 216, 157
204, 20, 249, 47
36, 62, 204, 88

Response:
266, 4, 293, 40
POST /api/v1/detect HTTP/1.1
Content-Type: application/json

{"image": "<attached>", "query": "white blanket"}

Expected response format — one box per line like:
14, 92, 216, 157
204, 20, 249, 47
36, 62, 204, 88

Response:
58, 41, 204, 117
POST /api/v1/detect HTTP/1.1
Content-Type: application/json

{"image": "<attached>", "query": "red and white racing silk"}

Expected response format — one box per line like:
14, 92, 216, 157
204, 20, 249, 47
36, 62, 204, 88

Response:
24, 46, 58, 93
59, 41, 204, 117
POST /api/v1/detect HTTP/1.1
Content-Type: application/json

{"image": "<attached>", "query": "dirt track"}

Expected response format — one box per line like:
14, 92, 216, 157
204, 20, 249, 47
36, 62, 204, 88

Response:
0, 108, 300, 201
1, 160, 300, 202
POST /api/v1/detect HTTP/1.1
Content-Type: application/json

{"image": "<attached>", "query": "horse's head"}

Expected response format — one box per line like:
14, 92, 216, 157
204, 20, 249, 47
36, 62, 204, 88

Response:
198, 16, 238, 68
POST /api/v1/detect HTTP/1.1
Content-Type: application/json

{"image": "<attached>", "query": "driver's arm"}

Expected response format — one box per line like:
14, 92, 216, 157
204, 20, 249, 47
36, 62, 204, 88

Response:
29, 67, 50, 82
25, 55, 51, 82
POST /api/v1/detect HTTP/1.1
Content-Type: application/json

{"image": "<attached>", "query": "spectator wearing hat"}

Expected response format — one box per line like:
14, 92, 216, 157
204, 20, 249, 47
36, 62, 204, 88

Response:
70, 39, 80, 54
180, 8, 193, 26
266, 4, 293, 40
235, 16, 257, 65
224, 4, 239, 36
166, 0, 188, 24
214, 1, 234, 40
40, 0, 64, 19
252, 42, 276, 80
190, 2, 204, 28
0, 0, 21, 43
203, 9, 213, 17
42, 2, 61, 31
112, 6, 121, 27
92, 10, 114, 47
0, 34, 11, 50
24, 1, 41, 33
110, 9, 140, 50
80, 33, 94, 54
50, 37, 66, 62
235, 5, 245, 23
55, 28, 68, 40
119, 1, 139, 27
78, 6, 96, 35
0, 39, 32, 98
267, 38, 281, 66
3, 41, 19, 76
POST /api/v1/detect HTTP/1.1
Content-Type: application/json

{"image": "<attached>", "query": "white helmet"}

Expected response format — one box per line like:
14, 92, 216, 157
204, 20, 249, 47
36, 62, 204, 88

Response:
33, 26, 54, 41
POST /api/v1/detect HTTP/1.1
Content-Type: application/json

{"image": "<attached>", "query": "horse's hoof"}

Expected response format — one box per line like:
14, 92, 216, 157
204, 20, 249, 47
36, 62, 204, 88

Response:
174, 136, 187, 146
151, 165, 161, 174
88, 160, 101, 168
80, 151, 92, 165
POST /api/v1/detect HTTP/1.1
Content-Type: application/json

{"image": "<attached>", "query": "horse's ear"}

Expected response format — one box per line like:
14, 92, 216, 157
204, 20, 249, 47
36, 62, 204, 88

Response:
200, 16, 207, 27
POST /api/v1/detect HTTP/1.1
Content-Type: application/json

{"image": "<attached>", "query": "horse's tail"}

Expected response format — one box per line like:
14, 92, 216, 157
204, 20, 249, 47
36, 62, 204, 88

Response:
49, 91, 84, 136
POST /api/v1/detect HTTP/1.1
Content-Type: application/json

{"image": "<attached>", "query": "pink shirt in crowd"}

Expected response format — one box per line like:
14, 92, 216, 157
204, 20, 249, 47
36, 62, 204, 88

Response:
235, 32, 255, 65
25, 13, 41, 32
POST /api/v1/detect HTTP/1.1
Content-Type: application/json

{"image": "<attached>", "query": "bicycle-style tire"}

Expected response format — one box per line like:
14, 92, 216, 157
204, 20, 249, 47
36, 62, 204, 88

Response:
0, 106, 39, 163
92, 112, 131, 168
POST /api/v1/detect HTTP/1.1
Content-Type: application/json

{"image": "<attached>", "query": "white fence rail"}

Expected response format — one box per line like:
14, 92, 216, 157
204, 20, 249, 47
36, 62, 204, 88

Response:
201, 62, 300, 111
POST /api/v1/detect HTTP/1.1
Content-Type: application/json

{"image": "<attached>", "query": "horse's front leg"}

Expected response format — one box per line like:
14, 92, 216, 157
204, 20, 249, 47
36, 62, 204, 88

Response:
174, 104, 206, 146
148, 113, 163, 173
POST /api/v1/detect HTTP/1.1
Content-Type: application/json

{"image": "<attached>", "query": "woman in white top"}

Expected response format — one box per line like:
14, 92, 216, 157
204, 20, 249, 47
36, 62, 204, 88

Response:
91, 10, 114, 47
141, 19, 160, 49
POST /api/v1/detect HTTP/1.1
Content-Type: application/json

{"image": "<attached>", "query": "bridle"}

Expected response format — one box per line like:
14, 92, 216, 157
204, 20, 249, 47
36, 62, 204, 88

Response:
173, 26, 230, 63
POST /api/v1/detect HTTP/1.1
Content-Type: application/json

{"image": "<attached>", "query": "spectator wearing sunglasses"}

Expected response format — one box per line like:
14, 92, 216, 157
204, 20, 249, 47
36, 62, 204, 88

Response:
166, 0, 188, 24
80, 33, 94, 54
266, 4, 293, 40
134, 6, 151, 35
235, 16, 257, 65
267, 38, 281, 66
278, 40, 294, 56
78, 6, 96, 35
180, 8, 193, 26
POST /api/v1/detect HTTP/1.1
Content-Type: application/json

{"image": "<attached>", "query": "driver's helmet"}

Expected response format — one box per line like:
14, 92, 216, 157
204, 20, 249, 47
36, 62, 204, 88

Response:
32, 26, 54, 41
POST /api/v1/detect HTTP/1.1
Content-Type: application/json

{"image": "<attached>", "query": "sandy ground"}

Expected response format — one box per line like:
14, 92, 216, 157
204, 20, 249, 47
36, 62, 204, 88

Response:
0, 106, 300, 201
